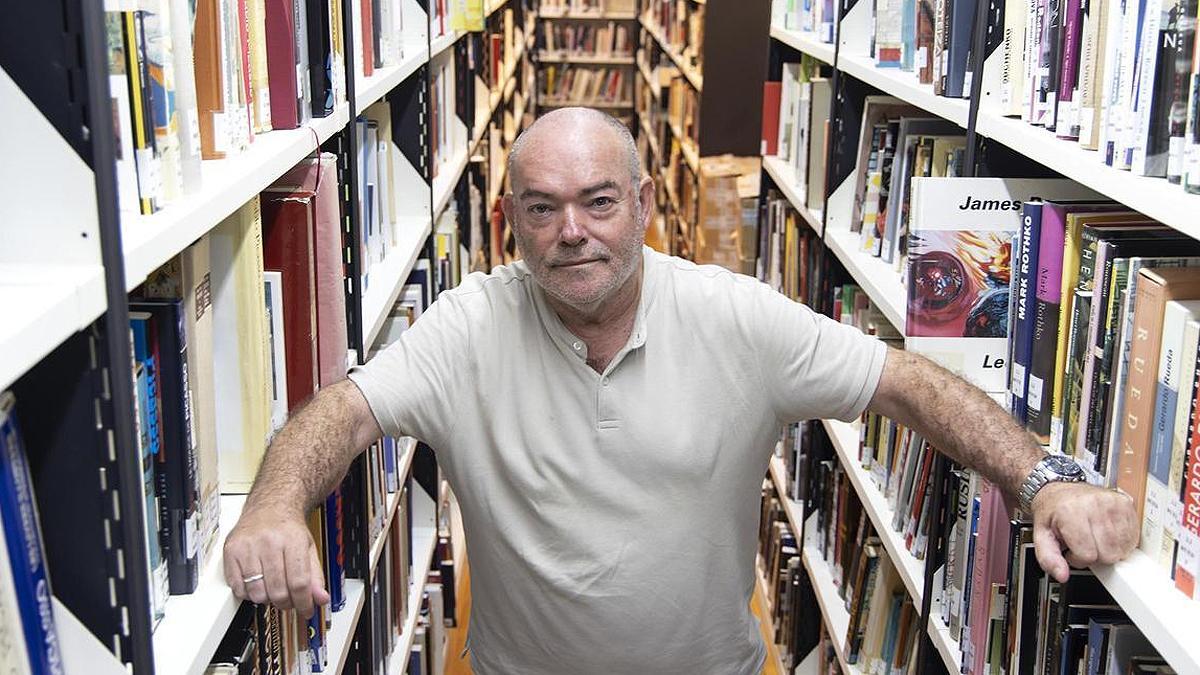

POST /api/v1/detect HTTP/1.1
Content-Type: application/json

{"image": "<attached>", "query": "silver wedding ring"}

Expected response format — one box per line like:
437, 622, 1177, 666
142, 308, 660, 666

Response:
242, 573, 265, 584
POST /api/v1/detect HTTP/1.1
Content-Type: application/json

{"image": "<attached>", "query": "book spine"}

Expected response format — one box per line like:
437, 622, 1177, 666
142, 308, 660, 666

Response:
264, 0, 300, 129
1012, 203, 1044, 425
1116, 271, 1168, 520
1026, 205, 1068, 443
0, 394, 63, 675
1064, 290, 1094, 458
1075, 236, 1111, 462
1168, 0, 1198, 182
1056, 0, 1086, 137
1178, 336, 1200, 597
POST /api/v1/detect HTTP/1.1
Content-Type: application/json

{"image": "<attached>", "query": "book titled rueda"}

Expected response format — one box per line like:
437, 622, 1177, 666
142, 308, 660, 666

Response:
906, 177, 1099, 395
211, 197, 273, 493
0, 393, 63, 675
1117, 267, 1200, 524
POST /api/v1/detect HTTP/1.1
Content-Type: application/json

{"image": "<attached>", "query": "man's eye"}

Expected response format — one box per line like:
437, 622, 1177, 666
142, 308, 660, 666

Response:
529, 204, 553, 215
590, 197, 614, 208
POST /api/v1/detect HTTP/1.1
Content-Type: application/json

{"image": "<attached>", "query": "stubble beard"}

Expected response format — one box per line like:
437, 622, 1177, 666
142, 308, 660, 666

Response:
520, 217, 645, 312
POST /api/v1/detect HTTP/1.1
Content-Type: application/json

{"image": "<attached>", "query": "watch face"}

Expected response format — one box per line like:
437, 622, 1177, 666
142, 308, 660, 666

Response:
1045, 454, 1084, 478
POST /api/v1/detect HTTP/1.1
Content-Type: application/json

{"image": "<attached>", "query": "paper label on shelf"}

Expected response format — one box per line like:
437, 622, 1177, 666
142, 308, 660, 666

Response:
1027, 374, 1044, 411
134, 148, 163, 201
1078, 108, 1095, 142
185, 514, 199, 557
1178, 529, 1200, 590
212, 111, 228, 152
1166, 499, 1184, 537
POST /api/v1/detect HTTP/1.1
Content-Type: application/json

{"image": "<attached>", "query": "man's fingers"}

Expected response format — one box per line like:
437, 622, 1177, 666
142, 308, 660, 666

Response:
1033, 522, 1070, 583
245, 560, 270, 606
285, 541, 315, 619
224, 546, 248, 600
264, 551, 293, 609
309, 544, 331, 606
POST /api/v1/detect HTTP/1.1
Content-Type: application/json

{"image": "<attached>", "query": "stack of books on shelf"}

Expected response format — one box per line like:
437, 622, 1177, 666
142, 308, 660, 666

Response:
352, 0, 418, 79
761, 55, 831, 216
538, 64, 631, 106
540, 0, 637, 17
539, 20, 634, 60
640, 0, 703, 75
104, 0, 347, 216
772, 0, 836, 44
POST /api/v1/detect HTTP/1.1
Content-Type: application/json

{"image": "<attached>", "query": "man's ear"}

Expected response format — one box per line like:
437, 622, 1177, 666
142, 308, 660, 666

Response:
638, 175, 655, 228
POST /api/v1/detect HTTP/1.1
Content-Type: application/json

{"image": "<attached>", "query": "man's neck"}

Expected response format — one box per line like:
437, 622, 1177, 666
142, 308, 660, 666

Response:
545, 259, 644, 371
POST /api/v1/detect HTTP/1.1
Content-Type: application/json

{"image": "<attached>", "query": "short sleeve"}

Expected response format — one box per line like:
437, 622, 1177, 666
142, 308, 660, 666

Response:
747, 283, 888, 423
347, 290, 472, 448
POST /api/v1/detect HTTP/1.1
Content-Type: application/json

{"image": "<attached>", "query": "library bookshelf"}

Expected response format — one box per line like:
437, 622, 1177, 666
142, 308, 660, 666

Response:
1, 0, 537, 671
763, 5, 1200, 673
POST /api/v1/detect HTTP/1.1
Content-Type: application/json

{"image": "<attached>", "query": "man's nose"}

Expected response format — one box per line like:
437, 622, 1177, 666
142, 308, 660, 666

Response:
559, 205, 587, 246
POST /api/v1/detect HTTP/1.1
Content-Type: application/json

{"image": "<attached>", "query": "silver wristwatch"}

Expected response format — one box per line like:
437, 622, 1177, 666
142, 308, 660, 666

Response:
1017, 454, 1086, 512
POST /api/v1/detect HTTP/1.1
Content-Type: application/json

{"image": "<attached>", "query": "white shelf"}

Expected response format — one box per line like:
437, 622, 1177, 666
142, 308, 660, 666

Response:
927, 615, 964, 674
769, 25, 835, 65
762, 155, 822, 234
536, 52, 636, 65
356, 42, 431, 114
369, 438, 421, 573
362, 221, 434, 349
121, 105, 352, 291
327, 579, 368, 673
151, 495, 246, 675
821, 418, 962, 674
0, 263, 106, 392
1092, 549, 1200, 675
802, 547, 862, 675
432, 145, 471, 216
486, 0, 509, 17
430, 29, 465, 60
974, 110, 1200, 241
386, 523, 440, 675
836, 52, 969, 129
823, 227, 907, 332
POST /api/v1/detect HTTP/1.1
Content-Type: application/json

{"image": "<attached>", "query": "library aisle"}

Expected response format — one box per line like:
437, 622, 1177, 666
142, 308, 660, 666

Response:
4, 0, 1200, 673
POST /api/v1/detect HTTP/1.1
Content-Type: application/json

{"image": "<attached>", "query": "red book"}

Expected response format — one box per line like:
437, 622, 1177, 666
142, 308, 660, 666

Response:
761, 81, 781, 156
275, 155, 349, 387
261, 192, 318, 410
1178, 359, 1200, 599
490, 35, 502, 88
264, 0, 299, 129
361, 0, 374, 77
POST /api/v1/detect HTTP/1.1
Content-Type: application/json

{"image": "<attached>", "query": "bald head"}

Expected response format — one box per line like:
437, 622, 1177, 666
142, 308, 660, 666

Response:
506, 107, 642, 198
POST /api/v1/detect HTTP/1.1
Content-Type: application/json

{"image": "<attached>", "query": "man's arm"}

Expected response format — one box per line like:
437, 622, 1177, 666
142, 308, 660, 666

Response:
222, 379, 381, 617
868, 347, 1139, 582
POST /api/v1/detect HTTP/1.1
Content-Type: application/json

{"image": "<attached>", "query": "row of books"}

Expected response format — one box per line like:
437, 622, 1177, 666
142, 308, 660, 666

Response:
539, 0, 637, 16
353, 0, 412, 80
641, 0, 704, 74
757, 191, 829, 306
538, 65, 632, 105
798, 447, 932, 673
977, 0, 1200, 191
758, 481, 816, 673
771, 0, 836, 44
104, 0, 347, 216
538, 20, 634, 57
1004, 205, 1200, 598
761, 56, 832, 216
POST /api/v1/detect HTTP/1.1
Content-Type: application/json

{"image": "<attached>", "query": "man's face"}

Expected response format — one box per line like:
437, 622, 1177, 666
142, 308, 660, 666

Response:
503, 121, 650, 310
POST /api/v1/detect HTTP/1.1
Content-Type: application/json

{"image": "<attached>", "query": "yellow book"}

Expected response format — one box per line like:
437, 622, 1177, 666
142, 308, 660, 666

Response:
247, 0, 272, 133
211, 196, 272, 493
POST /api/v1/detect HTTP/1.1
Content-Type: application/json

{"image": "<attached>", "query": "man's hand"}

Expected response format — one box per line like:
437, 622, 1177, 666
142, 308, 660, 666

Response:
1030, 482, 1139, 583
223, 506, 331, 618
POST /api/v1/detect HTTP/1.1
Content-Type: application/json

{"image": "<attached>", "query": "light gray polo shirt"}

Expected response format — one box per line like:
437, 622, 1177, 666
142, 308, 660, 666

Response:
348, 247, 887, 674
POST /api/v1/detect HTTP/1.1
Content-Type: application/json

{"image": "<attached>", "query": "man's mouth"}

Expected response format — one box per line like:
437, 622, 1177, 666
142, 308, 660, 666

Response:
554, 258, 603, 268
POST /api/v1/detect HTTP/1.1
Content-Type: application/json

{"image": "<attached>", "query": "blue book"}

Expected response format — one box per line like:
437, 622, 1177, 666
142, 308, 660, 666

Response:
324, 489, 346, 612
0, 393, 63, 674
1010, 201, 1044, 424
130, 313, 167, 621
383, 437, 398, 494
960, 496, 982, 651
901, 0, 916, 71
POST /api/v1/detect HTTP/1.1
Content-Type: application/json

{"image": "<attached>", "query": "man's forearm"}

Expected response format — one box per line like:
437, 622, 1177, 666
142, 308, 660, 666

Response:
244, 379, 378, 517
869, 348, 1043, 498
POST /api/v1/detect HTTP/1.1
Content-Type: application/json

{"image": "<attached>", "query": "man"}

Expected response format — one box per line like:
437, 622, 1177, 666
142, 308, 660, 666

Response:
224, 108, 1138, 674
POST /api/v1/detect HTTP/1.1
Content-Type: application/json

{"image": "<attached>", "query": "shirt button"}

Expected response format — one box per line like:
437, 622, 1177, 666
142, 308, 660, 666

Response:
602, 377, 609, 386
572, 341, 582, 351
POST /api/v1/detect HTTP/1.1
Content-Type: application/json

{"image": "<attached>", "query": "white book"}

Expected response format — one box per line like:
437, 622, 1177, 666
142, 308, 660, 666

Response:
1127, 0, 1166, 174
264, 271, 289, 435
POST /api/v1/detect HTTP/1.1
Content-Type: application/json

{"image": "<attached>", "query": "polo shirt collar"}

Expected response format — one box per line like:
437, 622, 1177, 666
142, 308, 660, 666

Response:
530, 246, 655, 364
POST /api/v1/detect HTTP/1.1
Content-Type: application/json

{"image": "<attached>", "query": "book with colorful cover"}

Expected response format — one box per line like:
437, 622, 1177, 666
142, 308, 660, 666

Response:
906, 178, 1100, 395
